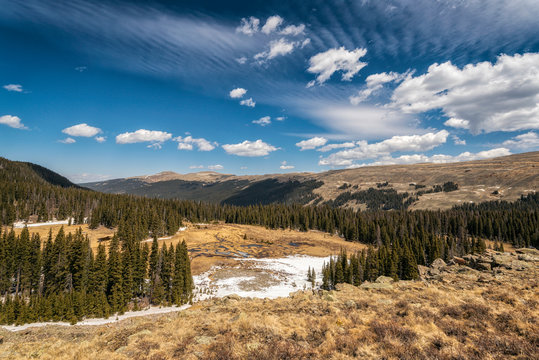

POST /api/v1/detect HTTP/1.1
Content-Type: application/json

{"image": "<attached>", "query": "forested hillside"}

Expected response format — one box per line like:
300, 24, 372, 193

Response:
0, 157, 538, 325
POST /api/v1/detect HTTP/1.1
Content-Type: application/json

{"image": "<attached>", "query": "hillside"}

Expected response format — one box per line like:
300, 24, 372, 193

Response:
2, 248, 537, 359
0, 157, 81, 189
83, 151, 539, 209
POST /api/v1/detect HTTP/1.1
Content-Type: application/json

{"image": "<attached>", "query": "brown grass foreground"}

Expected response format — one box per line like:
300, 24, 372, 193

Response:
1, 257, 537, 359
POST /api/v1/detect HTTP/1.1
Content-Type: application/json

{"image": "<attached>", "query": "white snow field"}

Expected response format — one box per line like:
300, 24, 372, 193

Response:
2, 255, 331, 332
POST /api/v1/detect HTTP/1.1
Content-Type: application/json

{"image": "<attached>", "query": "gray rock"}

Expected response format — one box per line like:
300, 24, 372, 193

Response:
431, 258, 447, 269
360, 282, 393, 290
515, 248, 539, 255
418, 265, 429, 279
476, 262, 491, 271
375, 276, 394, 284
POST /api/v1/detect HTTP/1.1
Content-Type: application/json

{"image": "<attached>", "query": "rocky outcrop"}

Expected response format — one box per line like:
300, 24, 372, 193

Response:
419, 248, 539, 281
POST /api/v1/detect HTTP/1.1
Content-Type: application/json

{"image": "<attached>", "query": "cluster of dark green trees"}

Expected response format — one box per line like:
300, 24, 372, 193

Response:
0, 226, 192, 325
320, 235, 487, 290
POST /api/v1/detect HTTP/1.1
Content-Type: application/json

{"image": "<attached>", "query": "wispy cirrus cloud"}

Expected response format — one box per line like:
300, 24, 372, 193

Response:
3, 84, 23, 92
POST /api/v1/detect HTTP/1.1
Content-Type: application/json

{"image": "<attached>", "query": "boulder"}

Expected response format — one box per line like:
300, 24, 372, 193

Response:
418, 265, 429, 279
518, 254, 539, 262
475, 262, 491, 271
360, 281, 393, 290
492, 254, 514, 268
431, 258, 447, 269
225, 294, 241, 301
375, 276, 394, 284
452, 257, 466, 265
515, 248, 539, 255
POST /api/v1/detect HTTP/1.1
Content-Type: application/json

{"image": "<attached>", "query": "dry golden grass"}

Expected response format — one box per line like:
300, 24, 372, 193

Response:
2, 258, 537, 359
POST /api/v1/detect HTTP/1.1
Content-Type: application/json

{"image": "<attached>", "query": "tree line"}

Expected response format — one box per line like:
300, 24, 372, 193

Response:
0, 226, 192, 325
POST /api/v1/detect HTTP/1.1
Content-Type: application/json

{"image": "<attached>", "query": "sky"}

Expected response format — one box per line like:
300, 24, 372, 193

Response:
0, 0, 538, 183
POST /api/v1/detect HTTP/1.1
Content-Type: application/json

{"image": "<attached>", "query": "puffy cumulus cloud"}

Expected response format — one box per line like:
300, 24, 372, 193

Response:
59, 137, 76, 144
307, 47, 367, 86
222, 139, 278, 157
279, 161, 295, 170
443, 118, 469, 129
208, 164, 224, 170
252, 116, 271, 126
319, 130, 449, 166
390, 53, 539, 134
3, 84, 23, 92
95, 136, 106, 143
280, 24, 305, 36
317, 142, 357, 152
254, 38, 296, 61
229, 87, 247, 98
348, 148, 512, 168
502, 131, 539, 150
173, 136, 216, 151
62, 123, 102, 137
240, 98, 256, 107
350, 71, 409, 105
261, 15, 283, 34
236, 16, 259, 35
452, 135, 466, 145
116, 129, 172, 145
296, 137, 328, 151
0, 115, 27, 129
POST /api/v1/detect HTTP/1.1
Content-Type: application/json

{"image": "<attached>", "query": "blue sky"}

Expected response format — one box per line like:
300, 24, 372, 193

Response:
1, 0, 538, 182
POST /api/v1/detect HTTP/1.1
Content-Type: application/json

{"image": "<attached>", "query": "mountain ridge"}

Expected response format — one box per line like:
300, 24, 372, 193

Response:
82, 151, 539, 209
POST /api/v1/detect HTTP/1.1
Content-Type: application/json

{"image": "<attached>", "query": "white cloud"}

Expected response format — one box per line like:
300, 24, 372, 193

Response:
296, 137, 328, 151
319, 130, 449, 166
350, 71, 409, 105
0, 115, 27, 129
502, 131, 539, 150
236, 57, 248, 64
280, 161, 295, 170
348, 148, 511, 168
229, 87, 247, 98
444, 118, 470, 129
261, 15, 283, 34
390, 53, 539, 134
452, 135, 466, 145
59, 137, 76, 144
240, 166, 248, 170
255, 38, 296, 61
223, 139, 278, 157
62, 123, 102, 137
317, 142, 357, 152
3, 84, 23, 92
189, 165, 204, 169
301, 103, 419, 139
280, 24, 305, 36
208, 164, 224, 170
275, 116, 286, 121
240, 98, 256, 107
173, 135, 216, 151
68, 172, 110, 183
116, 129, 172, 144
75, 66, 87, 72
95, 136, 106, 143
236, 16, 260, 35
307, 47, 367, 85
252, 116, 271, 126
